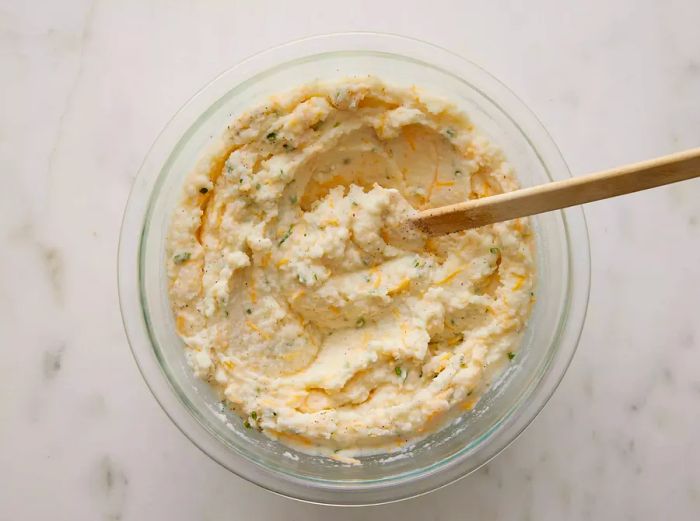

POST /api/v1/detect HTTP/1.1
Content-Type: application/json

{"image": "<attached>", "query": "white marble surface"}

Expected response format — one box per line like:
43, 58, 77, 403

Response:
2, 0, 699, 519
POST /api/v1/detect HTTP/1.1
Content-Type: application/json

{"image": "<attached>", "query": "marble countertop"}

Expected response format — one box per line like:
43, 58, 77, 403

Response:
2, 0, 699, 519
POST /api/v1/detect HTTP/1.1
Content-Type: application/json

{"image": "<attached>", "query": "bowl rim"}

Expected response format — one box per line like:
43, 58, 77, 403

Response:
118, 31, 590, 505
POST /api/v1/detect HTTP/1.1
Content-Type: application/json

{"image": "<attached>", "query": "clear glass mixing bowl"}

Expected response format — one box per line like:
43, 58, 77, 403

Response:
118, 32, 590, 505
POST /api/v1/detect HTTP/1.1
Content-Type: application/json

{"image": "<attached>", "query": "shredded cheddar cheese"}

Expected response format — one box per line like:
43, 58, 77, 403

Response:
245, 320, 270, 340
436, 266, 465, 285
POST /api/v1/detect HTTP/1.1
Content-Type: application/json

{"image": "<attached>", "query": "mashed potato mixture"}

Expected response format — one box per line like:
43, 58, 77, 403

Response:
167, 77, 535, 458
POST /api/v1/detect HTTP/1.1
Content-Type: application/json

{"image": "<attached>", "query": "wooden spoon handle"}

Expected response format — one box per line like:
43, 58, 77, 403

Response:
410, 147, 700, 235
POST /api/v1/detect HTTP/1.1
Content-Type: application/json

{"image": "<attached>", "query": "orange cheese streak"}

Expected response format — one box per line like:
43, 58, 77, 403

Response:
371, 266, 382, 289
290, 289, 305, 303
245, 320, 270, 340
388, 277, 411, 296
461, 397, 478, 411
436, 266, 465, 285
176, 314, 187, 333
423, 141, 441, 204
512, 274, 527, 291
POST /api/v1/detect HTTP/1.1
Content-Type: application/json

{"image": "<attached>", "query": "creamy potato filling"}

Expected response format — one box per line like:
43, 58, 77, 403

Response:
167, 77, 535, 458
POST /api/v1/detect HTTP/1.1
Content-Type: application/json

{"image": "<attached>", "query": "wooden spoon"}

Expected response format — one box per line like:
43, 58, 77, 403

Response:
409, 147, 700, 236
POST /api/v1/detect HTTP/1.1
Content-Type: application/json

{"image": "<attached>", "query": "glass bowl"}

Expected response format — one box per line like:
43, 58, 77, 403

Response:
118, 32, 590, 505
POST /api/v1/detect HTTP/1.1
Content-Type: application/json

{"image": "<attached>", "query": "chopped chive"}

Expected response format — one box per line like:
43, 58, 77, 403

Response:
246, 308, 252, 315
266, 131, 277, 142
278, 225, 294, 246
251, 411, 257, 420
454, 169, 463, 177
243, 420, 251, 429
173, 252, 191, 264
490, 247, 500, 255
445, 128, 456, 138
355, 317, 366, 328
395, 366, 402, 376
507, 352, 515, 360
290, 195, 298, 204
